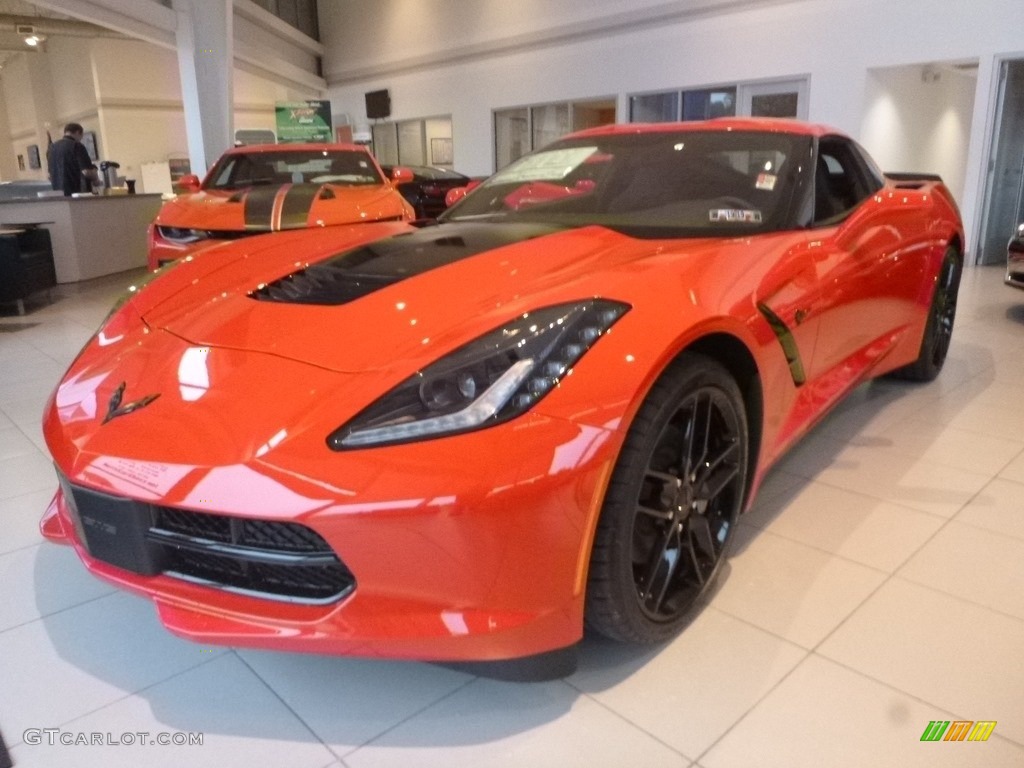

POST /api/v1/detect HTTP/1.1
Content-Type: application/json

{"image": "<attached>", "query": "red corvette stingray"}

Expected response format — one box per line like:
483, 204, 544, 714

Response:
43, 119, 963, 675
146, 143, 415, 269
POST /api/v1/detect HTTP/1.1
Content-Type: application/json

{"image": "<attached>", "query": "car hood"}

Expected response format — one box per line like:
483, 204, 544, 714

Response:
153, 183, 410, 232
135, 220, 706, 373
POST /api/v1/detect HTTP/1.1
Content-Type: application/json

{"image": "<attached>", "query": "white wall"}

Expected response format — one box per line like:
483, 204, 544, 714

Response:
322, 0, 1024, 255
861, 65, 977, 206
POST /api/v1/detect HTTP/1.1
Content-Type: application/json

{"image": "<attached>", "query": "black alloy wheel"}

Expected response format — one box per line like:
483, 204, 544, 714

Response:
892, 245, 962, 382
586, 354, 748, 644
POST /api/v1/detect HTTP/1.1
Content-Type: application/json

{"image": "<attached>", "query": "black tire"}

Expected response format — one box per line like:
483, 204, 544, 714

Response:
585, 353, 748, 644
891, 246, 962, 382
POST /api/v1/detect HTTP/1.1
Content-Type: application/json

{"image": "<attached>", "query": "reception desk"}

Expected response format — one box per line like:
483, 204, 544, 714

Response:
0, 193, 163, 283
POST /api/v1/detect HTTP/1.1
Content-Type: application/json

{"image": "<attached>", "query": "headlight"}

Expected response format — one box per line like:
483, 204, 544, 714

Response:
328, 299, 629, 449
157, 226, 210, 244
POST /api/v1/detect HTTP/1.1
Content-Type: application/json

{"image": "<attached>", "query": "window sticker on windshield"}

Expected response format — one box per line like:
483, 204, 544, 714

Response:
756, 172, 777, 191
495, 147, 598, 183
709, 209, 763, 224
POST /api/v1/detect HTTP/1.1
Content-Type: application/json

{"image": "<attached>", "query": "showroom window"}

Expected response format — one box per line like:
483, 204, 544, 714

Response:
493, 97, 616, 170
371, 117, 454, 168
629, 78, 807, 122
630, 88, 737, 121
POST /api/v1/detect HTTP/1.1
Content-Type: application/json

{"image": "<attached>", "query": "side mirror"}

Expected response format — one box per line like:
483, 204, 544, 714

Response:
444, 179, 481, 208
390, 166, 414, 185
176, 174, 201, 194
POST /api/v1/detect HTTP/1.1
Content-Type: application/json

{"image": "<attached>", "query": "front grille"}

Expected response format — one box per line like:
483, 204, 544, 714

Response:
62, 479, 355, 604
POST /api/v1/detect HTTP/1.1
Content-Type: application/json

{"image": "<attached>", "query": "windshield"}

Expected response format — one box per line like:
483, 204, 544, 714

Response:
206, 149, 384, 190
442, 130, 810, 237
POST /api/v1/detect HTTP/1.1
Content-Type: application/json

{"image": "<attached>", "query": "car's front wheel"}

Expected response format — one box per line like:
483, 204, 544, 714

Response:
585, 353, 748, 644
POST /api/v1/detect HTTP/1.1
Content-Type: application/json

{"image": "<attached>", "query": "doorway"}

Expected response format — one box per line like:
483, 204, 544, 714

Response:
978, 58, 1024, 265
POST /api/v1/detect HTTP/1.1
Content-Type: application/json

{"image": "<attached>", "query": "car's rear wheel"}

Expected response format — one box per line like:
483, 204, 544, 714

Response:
585, 354, 748, 644
891, 245, 962, 382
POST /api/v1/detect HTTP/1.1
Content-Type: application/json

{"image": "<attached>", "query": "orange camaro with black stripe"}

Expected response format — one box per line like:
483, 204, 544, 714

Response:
146, 143, 415, 269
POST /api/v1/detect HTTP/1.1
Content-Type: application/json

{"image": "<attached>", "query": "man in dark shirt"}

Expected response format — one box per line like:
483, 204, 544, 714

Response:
48, 122, 98, 196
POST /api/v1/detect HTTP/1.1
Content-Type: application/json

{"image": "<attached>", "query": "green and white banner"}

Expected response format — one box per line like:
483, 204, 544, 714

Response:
275, 100, 333, 143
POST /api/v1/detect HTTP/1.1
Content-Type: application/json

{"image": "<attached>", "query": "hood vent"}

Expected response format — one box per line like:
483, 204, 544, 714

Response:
249, 221, 562, 306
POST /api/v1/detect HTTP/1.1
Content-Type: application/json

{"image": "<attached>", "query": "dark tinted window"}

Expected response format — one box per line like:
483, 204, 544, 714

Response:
444, 130, 810, 237
207, 150, 382, 189
813, 136, 882, 224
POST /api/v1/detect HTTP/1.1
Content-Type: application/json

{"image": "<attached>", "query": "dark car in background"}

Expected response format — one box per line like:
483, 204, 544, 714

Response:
1007, 222, 1024, 290
382, 164, 471, 219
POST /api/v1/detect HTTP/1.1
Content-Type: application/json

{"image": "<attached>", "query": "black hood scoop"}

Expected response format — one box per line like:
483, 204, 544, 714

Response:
249, 221, 563, 306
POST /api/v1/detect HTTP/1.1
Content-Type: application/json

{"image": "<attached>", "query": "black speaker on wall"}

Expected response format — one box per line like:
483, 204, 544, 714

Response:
365, 89, 391, 119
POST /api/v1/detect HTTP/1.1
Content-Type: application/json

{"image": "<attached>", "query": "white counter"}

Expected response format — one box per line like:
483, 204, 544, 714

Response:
0, 193, 163, 283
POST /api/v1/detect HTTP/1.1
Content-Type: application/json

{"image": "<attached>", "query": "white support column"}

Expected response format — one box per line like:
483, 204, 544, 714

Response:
171, 0, 233, 175
24, 52, 61, 180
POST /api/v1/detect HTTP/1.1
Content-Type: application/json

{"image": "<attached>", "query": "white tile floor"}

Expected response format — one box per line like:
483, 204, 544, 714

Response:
1, 266, 1023, 767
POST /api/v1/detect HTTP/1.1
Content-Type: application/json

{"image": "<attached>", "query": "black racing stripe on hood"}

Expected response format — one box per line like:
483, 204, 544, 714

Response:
249, 221, 563, 305
243, 186, 280, 231
279, 183, 323, 229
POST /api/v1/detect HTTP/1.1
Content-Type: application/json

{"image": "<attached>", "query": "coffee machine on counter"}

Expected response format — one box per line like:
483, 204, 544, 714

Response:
98, 161, 136, 194
99, 160, 120, 191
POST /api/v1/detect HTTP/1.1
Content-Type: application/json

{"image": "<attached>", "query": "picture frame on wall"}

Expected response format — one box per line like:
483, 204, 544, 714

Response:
27, 144, 41, 170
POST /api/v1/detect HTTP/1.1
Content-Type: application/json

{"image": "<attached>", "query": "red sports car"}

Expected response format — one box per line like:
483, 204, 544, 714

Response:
146, 143, 415, 269
42, 119, 963, 675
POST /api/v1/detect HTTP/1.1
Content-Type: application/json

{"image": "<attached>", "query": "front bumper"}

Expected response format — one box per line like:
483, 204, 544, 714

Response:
41, 415, 619, 662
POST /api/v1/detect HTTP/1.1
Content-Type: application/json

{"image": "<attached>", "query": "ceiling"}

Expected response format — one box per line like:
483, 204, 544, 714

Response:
0, 0, 96, 70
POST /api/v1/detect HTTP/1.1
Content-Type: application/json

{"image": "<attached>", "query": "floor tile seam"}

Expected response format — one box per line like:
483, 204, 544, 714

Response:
949, 515, 1024, 544
560, 680, 697, 763
817, 431, 1016, 479
949, 472, 1024, 542
688, 647, 814, 766
0, 422, 51, 460
700, 603, 820, 653
796, 564, 899, 657
27, 333, 95, 367
744, 473, 953, 524
0, 587, 119, 638
2, 651, 229, 750
333, 673, 480, 759
733, 520, 898, 578
895, 416, 1024, 454
807, 651, 1024, 750
0, 372, 60, 392
0, 485, 53, 506
800, 473, 983, 518
0, 538, 45, 557
884, 485, 1011, 590
234, 651, 478, 762
885, 574, 1024, 626
893, 409, 1024, 449
231, 649, 345, 764
748, 474, 1002, 579
933, 463, 1024, 537
0, 415, 49, 438
0, 482, 60, 503
0, 446, 43, 463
